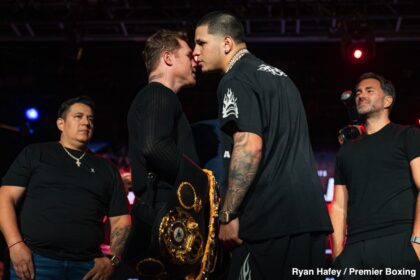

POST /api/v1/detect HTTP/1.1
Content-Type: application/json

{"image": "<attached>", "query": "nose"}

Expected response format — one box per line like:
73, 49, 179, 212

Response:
191, 57, 198, 67
193, 46, 200, 60
356, 91, 366, 102
81, 116, 92, 126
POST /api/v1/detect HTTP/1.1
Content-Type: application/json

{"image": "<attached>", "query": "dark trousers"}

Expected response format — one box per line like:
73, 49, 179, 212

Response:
334, 231, 420, 280
227, 232, 328, 280
10, 253, 93, 280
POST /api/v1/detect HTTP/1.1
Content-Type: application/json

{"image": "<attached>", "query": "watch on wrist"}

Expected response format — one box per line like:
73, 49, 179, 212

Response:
410, 236, 420, 244
220, 211, 239, 224
105, 254, 121, 267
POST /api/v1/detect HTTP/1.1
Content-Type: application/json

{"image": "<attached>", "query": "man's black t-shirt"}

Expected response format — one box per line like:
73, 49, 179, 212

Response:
218, 54, 332, 241
1, 142, 129, 260
127, 82, 199, 198
335, 123, 420, 243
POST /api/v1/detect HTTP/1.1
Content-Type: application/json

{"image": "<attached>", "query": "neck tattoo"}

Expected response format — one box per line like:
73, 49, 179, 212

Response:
149, 73, 163, 83
226, 49, 249, 73
62, 145, 86, 167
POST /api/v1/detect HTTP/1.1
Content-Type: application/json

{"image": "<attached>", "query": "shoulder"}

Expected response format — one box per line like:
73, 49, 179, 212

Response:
90, 154, 120, 176
386, 123, 418, 137
90, 153, 114, 167
129, 83, 180, 117
337, 137, 361, 156
390, 123, 418, 132
388, 122, 408, 131
138, 83, 178, 104
336, 142, 350, 157
22, 142, 57, 155
229, 54, 263, 77
8, 142, 57, 169
219, 65, 254, 90
244, 55, 287, 76
144, 83, 174, 97
234, 55, 291, 87
393, 123, 420, 144
217, 77, 252, 100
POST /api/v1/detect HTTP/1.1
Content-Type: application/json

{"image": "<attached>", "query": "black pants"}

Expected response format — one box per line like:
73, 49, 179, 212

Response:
334, 231, 420, 280
227, 232, 328, 280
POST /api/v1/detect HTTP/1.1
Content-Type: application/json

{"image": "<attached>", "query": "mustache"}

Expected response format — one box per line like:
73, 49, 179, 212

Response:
357, 97, 368, 104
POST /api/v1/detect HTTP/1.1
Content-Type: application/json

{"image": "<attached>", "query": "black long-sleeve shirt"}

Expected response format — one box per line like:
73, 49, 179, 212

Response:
127, 82, 199, 197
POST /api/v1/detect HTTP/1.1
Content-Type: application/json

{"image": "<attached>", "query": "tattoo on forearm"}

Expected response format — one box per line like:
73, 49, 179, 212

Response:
110, 225, 130, 256
223, 133, 261, 213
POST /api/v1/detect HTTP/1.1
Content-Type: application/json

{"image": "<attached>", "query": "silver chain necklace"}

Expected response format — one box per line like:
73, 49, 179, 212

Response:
62, 145, 86, 167
226, 48, 249, 73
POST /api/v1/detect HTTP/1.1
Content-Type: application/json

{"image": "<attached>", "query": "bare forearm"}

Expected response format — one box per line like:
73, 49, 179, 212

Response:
222, 132, 262, 213
412, 193, 420, 237
0, 194, 23, 245
109, 216, 131, 257
329, 185, 348, 257
330, 204, 346, 256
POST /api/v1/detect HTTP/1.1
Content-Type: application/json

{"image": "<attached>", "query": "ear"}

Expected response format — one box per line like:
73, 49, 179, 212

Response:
163, 51, 174, 66
223, 36, 234, 54
384, 95, 393, 109
57, 118, 64, 132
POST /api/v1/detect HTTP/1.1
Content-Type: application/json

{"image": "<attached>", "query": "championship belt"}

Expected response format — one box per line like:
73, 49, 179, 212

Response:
125, 156, 220, 279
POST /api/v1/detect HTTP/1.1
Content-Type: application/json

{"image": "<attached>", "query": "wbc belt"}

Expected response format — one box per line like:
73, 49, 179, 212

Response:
125, 156, 220, 280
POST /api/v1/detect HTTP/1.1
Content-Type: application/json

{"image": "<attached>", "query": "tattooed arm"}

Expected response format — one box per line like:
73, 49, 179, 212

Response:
109, 215, 131, 257
219, 131, 262, 247
83, 215, 131, 280
223, 132, 262, 212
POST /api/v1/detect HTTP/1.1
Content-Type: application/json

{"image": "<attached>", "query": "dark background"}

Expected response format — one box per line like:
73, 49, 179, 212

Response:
0, 1, 420, 276
1, 1, 419, 163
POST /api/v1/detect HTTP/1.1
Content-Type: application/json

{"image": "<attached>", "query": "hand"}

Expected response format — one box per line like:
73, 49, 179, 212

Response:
218, 218, 243, 249
9, 242, 34, 280
83, 257, 114, 280
332, 250, 343, 262
411, 242, 420, 260
332, 245, 344, 262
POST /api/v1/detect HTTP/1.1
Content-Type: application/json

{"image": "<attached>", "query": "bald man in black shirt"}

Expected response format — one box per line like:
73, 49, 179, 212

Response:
331, 73, 420, 279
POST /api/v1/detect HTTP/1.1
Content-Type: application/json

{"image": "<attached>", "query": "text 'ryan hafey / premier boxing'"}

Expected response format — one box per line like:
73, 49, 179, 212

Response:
292, 268, 417, 278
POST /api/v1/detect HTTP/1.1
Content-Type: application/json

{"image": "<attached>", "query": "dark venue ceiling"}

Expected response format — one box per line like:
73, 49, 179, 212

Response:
1, 0, 420, 172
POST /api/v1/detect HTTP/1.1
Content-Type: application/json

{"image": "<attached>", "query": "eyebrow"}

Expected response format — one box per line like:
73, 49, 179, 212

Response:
73, 111, 94, 117
356, 86, 374, 92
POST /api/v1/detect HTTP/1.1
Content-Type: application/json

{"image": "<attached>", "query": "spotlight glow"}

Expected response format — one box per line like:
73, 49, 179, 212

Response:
25, 108, 39, 121
353, 49, 363, 59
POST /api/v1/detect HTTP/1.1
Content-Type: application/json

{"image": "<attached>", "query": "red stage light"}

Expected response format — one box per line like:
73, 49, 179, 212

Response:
353, 49, 363, 59
341, 35, 375, 64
